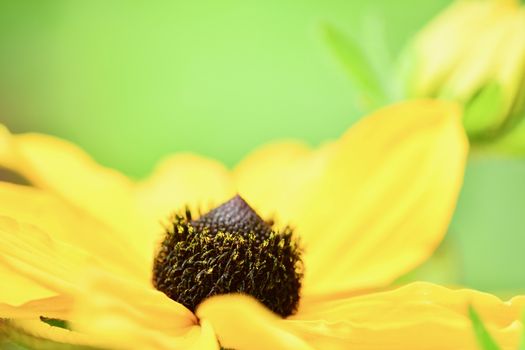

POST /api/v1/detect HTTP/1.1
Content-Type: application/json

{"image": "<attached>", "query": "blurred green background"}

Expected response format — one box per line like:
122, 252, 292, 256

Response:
1, 0, 523, 294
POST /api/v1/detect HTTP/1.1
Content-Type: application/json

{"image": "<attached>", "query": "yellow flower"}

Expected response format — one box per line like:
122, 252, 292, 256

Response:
0, 100, 522, 349
403, 0, 525, 140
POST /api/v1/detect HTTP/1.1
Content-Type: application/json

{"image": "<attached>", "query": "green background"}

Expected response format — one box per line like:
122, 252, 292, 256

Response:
1, 0, 523, 294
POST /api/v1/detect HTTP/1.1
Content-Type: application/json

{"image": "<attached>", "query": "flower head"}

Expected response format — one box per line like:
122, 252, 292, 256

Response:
0, 100, 523, 349
153, 195, 303, 317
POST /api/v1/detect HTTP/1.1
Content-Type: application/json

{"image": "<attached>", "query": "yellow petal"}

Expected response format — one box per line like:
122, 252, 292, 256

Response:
441, 11, 514, 102
0, 182, 149, 282
136, 153, 235, 262
0, 295, 72, 320
197, 294, 314, 350
0, 126, 149, 255
70, 268, 207, 350
439, 7, 525, 133
308, 101, 467, 293
3, 319, 98, 348
235, 100, 468, 294
0, 215, 106, 296
289, 282, 525, 350
235, 140, 312, 226
0, 263, 54, 306
187, 320, 220, 350
0, 126, 237, 269
408, 0, 518, 96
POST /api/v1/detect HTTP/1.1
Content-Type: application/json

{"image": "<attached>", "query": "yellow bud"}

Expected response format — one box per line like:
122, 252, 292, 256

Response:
403, 0, 525, 138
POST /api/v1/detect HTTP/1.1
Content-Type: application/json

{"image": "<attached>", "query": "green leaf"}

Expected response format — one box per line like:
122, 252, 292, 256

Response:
321, 22, 387, 110
468, 305, 501, 350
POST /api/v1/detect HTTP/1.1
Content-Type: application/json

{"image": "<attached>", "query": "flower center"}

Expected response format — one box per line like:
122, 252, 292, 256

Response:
152, 195, 303, 317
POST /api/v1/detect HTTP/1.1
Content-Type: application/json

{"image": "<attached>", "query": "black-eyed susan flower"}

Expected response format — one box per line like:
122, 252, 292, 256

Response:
0, 100, 523, 349
402, 0, 525, 145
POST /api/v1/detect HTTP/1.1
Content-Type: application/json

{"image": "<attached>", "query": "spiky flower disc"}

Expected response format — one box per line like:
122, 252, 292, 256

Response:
152, 195, 303, 317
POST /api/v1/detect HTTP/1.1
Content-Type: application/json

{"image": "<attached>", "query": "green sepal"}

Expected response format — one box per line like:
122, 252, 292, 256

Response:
462, 82, 506, 139
468, 305, 501, 350
483, 111, 525, 156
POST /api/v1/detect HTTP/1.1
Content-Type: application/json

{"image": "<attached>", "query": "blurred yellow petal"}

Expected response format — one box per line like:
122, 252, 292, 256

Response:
136, 153, 235, 260
187, 320, 220, 350
441, 12, 513, 102
235, 100, 467, 294
197, 294, 314, 350
0, 182, 149, 282
70, 269, 205, 350
0, 264, 54, 306
407, 0, 518, 97
0, 296, 72, 320
0, 126, 238, 269
0, 215, 105, 295
442, 8, 525, 134
4, 319, 97, 348
404, 0, 525, 140
288, 282, 525, 350
235, 140, 312, 226
138, 154, 234, 219
0, 126, 149, 251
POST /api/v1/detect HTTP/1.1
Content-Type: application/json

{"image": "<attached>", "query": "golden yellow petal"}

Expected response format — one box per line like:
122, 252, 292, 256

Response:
441, 11, 513, 101
70, 268, 204, 350
409, 0, 518, 96
0, 263, 54, 306
289, 282, 524, 350
196, 294, 314, 350
0, 126, 151, 255
0, 126, 238, 270
0, 182, 149, 282
441, 7, 524, 133
187, 320, 220, 350
136, 153, 235, 258
235, 100, 468, 294
0, 295, 72, 320
307, 101, 467, 293
4, 319, 98, 348
234, 140, 312, 225
0, 215, 107, 296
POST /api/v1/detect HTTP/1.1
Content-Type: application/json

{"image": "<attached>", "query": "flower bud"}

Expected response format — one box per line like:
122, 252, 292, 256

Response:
402, 0, 525, 140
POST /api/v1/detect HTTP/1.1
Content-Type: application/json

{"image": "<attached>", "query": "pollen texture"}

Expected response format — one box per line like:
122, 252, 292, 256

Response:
152, 195, 303, 317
